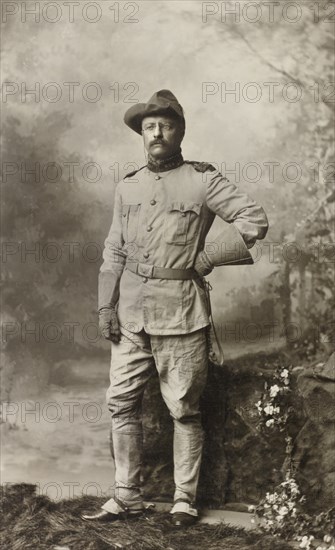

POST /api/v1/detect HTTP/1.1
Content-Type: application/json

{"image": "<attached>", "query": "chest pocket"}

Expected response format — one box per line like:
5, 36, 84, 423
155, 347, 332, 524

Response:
122, 204, 141, 244
164, 202, 202, 245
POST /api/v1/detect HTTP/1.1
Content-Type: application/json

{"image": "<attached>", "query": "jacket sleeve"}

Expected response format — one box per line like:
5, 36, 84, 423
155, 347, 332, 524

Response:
98, 184, 126, 309
203, 170, 269, 266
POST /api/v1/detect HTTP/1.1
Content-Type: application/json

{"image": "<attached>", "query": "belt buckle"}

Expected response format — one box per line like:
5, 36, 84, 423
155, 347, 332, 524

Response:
137, 263, 154, 278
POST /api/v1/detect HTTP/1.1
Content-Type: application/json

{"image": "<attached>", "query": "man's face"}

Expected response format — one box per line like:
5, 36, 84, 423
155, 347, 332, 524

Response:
141, 115, 184, 160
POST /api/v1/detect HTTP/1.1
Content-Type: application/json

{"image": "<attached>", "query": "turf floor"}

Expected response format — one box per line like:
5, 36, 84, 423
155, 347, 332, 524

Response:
1, 484, 293, 550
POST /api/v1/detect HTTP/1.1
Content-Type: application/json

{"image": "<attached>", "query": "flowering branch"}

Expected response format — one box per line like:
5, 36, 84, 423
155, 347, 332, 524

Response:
256, 367, 291, 431
251, 366, 335, 548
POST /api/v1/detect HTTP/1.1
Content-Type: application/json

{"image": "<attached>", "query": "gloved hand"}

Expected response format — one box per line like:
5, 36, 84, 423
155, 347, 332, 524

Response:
99, 307, 121, 343
194, 250, 213, 277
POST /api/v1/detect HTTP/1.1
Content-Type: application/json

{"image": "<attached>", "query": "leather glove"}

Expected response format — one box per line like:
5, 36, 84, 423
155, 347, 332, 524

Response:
99, 307, 121, 343
194, 250, 213, 277
98, 271, 122, 343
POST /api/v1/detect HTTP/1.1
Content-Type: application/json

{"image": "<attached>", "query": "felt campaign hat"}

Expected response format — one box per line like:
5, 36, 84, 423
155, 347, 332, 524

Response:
124, 89, 185, 135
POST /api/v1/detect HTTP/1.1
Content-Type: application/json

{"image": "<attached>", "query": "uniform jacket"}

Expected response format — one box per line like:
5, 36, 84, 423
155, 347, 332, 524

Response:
100, 161, 268, 335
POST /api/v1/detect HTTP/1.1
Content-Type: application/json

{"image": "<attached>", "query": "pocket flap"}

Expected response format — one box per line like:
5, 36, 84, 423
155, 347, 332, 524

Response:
169, 202, 202, 215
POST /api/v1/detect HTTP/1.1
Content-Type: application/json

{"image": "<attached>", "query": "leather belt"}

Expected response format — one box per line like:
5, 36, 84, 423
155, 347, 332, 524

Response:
126, 261, 197, 280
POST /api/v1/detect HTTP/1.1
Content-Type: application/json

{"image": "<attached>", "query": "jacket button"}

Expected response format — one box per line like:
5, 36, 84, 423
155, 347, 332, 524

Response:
143, 252, 149, 259
142, 277, 148, 283
154, 175, 161, 180
181, 212, 186, 217
147, 226, 152, 232
150, 199, 156, 206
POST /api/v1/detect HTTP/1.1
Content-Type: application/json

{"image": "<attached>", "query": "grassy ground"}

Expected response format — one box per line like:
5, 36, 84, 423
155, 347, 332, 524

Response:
0, 484, 294, 550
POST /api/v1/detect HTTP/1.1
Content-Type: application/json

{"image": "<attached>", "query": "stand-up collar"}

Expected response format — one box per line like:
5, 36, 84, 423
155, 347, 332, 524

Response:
147, 149, 184, 173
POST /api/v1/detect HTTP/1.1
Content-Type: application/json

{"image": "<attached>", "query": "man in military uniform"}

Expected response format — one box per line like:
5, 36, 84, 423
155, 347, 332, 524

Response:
82, 90, 268, 526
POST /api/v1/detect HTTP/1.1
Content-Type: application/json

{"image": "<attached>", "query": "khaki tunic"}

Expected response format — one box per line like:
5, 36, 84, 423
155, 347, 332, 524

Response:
100, 162, 268, 335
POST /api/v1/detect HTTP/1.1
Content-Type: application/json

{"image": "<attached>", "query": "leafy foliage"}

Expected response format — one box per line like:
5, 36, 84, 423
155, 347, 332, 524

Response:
251, 363, 335, 547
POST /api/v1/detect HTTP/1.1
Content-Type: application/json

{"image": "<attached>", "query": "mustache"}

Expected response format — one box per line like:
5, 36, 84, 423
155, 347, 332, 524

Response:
150, 139, 166, 146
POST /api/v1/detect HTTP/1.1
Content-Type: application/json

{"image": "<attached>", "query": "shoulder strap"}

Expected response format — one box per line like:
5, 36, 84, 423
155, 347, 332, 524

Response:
124, 165, 146, 179
185, 161, 217, 173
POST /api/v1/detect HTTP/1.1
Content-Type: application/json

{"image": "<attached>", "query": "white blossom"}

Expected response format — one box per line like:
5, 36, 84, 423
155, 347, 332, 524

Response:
266, 492, 277, 504
299, 535, 315, 549
270, 384, 280, 397
264, 404, 274, 415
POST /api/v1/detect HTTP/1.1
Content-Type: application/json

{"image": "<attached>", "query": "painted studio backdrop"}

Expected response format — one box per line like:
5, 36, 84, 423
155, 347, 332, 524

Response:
1, 0, 334, 505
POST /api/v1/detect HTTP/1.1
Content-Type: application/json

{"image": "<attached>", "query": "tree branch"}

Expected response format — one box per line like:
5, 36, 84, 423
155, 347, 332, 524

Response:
232, 27, 334, 111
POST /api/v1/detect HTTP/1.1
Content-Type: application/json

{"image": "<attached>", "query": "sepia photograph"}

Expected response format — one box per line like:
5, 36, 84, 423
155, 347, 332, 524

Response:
1, 1, 334, 548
